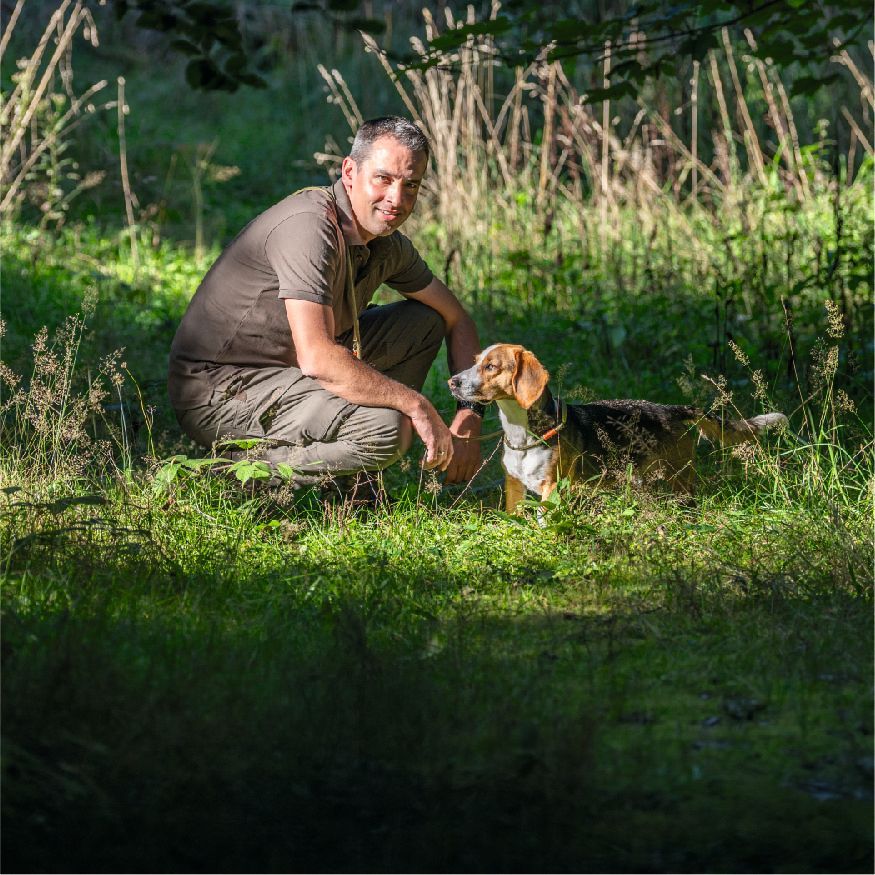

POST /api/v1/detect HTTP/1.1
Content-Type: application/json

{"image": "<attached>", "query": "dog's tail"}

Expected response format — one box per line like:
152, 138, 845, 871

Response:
695, 411, 788, 446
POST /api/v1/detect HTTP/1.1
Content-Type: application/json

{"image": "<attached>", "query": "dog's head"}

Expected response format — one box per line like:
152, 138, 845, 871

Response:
448, 343, 550, 409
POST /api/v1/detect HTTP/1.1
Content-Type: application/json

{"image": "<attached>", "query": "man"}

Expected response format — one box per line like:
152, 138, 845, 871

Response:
168, 116, 483, 490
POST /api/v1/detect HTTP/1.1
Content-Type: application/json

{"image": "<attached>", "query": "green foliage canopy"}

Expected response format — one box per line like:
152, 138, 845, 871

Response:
114, 0, 870, 97
112, 0, 386, 91
422, 0, 870, 99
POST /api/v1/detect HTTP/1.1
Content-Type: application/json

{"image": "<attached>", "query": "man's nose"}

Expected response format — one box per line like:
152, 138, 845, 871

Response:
385, 180, 402, 204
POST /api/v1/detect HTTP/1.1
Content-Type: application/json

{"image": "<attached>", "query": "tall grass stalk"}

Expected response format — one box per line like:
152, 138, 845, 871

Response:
0, 0, 110, 221
116, 75, 139, 274
316, 9, 870, 339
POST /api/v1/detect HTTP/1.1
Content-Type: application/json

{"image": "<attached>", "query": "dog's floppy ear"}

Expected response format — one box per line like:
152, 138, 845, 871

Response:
512, 348, 549, 409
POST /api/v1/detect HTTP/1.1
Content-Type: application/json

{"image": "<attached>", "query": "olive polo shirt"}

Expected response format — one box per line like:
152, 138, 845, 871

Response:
168, 178, 433, 409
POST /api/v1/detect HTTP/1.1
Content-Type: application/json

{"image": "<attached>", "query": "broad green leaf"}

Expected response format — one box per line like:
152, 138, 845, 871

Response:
230, 460, 272, 485
180, 456, 222, 470
218, 438, 263, 451
276, 463, 296, 481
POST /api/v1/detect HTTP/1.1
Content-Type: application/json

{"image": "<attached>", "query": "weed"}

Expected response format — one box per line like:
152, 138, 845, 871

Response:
0, 304, 128, 484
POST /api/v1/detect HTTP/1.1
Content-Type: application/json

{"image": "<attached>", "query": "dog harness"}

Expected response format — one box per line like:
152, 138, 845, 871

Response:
502, 396, 568, 451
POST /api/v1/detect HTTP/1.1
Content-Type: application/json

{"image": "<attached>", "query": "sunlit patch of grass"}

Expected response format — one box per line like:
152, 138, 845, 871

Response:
1, 154, 872, 875
2, 458, 871, 870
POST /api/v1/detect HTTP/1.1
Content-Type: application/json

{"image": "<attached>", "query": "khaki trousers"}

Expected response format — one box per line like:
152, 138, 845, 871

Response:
175, 300, 446, 486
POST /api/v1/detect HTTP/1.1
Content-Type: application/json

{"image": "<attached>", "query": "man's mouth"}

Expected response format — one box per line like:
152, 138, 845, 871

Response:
377, 208, 401, 220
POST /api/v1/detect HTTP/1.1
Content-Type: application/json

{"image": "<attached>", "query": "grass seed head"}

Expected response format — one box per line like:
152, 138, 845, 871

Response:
824, 299, 845, 339
728, 338, 750, 368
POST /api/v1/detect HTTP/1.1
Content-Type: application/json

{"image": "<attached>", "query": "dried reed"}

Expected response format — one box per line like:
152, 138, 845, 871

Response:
315, 6, 869, 256
0, 0, 110, 220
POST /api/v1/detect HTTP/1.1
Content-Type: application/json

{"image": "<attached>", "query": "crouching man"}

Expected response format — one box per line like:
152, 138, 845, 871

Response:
168, 116, 483, 490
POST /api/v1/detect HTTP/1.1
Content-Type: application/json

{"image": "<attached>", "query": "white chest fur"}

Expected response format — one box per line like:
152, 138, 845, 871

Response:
496, 399, 554, 495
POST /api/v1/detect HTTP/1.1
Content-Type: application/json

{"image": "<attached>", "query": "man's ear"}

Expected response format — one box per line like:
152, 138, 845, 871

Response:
512, 349, 549, 409
340, 156, 355, 187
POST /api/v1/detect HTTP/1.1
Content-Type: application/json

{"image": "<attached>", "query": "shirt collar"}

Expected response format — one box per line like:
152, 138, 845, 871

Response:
332, 178, 368, 247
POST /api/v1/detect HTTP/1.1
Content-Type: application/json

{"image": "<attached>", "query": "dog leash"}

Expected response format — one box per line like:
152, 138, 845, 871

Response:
502, 397, 568, 451
458, 397, 568, 447
462, 426, 505, 443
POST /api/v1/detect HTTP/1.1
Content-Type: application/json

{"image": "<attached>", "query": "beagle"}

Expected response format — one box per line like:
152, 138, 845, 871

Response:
449, 343, 787, 512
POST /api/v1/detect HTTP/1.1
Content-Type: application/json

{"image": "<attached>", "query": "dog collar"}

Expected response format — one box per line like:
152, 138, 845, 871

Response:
503, 397, 567, 451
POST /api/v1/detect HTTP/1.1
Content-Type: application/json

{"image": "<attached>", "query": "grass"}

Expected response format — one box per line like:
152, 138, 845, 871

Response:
2, 484, 872, 871
1, 220, 872, 872
1, 5, 873, 870
2, 465, 872, 872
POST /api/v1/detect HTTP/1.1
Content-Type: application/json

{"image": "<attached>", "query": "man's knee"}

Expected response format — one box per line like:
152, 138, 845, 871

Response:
371, 410, 413, 468
405, 299, 447, 348
396, 414, 413, 455
338, 407, 413, 470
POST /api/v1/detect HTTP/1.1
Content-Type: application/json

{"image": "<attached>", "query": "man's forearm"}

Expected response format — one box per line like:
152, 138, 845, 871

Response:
301, 342, 430, 419
285, 296, 454, 469
446, 311, 480, 376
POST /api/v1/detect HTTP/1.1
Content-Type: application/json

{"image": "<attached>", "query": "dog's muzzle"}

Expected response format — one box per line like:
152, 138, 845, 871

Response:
448, 373, 479, 402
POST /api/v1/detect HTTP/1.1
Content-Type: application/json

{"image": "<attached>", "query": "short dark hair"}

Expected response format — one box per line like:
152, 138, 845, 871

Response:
349, 116, 430, 165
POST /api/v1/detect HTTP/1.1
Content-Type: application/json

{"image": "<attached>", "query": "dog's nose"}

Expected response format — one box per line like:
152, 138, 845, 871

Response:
448, 375, 459, 389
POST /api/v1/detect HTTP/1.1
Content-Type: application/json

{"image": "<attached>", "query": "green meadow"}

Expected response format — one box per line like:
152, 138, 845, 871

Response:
1, 3, 872, 871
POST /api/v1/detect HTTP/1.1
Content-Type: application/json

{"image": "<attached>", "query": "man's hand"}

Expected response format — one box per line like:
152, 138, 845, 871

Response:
287, 300, 454, 473
411, 400, 455, 472
402, 278, 483, 482
444, 408, 482, 483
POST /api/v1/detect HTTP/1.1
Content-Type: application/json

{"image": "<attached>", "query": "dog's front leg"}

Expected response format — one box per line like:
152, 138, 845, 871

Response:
539, 479, 557, 504
504, 474, 527, 514
535, 479, 558, 527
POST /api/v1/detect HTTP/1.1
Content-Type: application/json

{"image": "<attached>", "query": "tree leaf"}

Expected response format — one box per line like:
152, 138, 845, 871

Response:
169, 38, 202, 56
236, 72, 268, 89
791, 73, 841, 96
580, 81, 638, 103
136, 9, 178, 31
428, 17, 512, 51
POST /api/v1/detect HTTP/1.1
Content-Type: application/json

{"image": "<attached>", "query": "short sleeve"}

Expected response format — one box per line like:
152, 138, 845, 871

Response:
266, 209, 341, 305
383, 232, 433, 294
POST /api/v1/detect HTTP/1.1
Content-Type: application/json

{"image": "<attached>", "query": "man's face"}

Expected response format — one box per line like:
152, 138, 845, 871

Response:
341, 136, 427, 242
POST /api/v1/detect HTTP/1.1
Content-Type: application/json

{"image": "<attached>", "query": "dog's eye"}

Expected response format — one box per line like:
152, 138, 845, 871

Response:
483, 363, 497, 372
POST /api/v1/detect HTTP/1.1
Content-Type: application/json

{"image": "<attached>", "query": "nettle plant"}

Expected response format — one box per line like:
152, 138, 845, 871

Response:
153, 441, 296, 491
